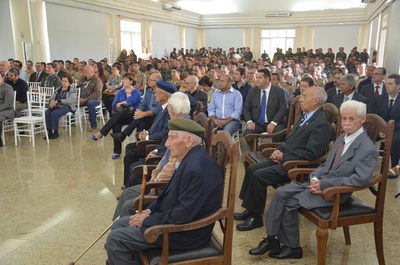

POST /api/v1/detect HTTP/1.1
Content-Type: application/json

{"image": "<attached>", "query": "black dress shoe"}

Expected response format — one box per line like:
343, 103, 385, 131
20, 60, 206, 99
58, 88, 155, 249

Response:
49, 132, 59, 139
111, 132, 126, 142
269, 246, 303, 259
236, 216, 263, 231
234, 209, 251, 221
249, 237, 280, 255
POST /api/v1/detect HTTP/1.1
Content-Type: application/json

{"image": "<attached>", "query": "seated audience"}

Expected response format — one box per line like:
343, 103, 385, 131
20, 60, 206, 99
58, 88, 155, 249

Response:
375, 73, 400, 178
45, 75, 77, 139
361, 67, 387, 113
0, 73, 16, 146
93, 62, 107, 86
208, 74, 243, 135
110, 73, 162, 143
29, 62, 48, 83
248, 100, 377, 260
113, 91, 191, 219
199, 75, 215, 103
332, 74, 367, 109
91, 73, 141, 159
235, 86, 331, 231
5, 68, 28, 114
121, 81, 176, 188
40, 62, 62, 88
183, 75, 208, 109
233, 67, 252, 103
79, 65, 103, 131
103, 63, 123, 117
106, 119, 222, 265
242, 69, 287, 145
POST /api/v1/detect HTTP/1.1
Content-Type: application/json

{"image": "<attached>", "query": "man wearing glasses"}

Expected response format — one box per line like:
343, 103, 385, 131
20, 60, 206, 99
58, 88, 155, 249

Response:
361, 67, 387, 113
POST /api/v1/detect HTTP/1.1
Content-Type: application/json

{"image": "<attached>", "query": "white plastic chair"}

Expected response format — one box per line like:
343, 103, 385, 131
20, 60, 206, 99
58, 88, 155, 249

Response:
232, 129, 242, 156
59, 87, 83, 136
28, 82, 40, 91
80, 100, 105, 128
13, 92, 49, 147
1, 91, 16, 146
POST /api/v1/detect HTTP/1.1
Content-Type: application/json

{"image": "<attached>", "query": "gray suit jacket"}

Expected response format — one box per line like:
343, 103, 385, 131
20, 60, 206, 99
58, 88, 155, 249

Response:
243, 85, 287, 126
299, 130, 378, 209
0, 82, 16, 119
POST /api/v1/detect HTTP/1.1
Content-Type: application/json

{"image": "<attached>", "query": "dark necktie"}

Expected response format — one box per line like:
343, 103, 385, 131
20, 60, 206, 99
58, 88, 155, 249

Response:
337, 89, 341, 94
299, 114, 307, 127
259, 90, 267, 125
388, 99, 394, 114
374, 86, 380, 96
330, 139, 345, 170
35, 72, 39, 82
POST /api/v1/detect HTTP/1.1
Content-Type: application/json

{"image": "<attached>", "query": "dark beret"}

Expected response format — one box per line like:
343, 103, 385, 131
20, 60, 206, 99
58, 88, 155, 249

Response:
156, 81, 177, 94
168, 119, 205, 139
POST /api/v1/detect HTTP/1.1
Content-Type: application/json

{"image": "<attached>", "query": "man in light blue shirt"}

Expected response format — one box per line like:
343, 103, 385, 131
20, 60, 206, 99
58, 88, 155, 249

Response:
208, 74, 243, 135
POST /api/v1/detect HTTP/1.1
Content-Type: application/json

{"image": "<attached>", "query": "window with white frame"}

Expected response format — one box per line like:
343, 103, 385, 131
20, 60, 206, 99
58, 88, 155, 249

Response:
261, 29, 295, 60
120, 20, 142, 56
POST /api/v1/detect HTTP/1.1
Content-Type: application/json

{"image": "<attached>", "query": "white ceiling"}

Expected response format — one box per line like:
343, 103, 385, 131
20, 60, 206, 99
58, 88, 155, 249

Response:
165, 0, 368, 15
43, 0, 390, 27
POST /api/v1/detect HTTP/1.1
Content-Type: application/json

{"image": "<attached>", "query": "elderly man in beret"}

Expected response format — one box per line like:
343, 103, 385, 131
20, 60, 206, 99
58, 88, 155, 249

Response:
106, 119, 223, 265
121, 81, 177, 187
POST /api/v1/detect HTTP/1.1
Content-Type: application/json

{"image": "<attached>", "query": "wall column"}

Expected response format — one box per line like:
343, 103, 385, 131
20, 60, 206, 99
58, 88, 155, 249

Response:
197, 29, 205, 49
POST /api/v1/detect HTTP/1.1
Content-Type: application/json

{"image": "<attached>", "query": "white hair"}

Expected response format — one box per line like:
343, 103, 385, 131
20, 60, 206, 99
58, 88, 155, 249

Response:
340, 100, 366, 117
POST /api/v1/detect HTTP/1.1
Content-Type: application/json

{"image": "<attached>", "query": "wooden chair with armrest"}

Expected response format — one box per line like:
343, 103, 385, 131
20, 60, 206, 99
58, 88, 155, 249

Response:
287, 114, 394, 265
193, 112, 212, 152
193, 101, 205, 117
136, 130, 239, 265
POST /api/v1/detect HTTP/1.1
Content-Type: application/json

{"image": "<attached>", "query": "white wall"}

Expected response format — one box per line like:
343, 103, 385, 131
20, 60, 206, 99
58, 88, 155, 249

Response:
45, 3, 108, 61
151, 22, 179, 58
0, 0, 15, 59
185, 27, 197, 50
313, 25, 360, 54
385, 0, 400, 73
204, 28, 243, 52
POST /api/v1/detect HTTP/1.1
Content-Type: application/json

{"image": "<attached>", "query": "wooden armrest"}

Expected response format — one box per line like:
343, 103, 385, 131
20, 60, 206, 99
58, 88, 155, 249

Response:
136, 140, 160, 149
259, 142, 281, 151
144, 181, 169, 194
261, 148, 275, 158
282, 157, 326, 172
244, 129, 288, 142
144, 208, 228, 243
133, 195, 158, 210
321, 174, 381, 201
132, 165, 157, 181
146, 144, 159, 155
287, 168, 315, 182
145, 156, 162, 165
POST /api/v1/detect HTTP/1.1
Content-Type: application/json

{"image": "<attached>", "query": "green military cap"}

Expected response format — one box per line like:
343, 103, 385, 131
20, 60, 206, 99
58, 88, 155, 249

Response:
168, 119, 205, 138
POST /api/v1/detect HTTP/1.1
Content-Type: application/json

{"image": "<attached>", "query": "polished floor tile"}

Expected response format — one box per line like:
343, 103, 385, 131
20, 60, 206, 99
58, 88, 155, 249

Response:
0, 127, 399, 265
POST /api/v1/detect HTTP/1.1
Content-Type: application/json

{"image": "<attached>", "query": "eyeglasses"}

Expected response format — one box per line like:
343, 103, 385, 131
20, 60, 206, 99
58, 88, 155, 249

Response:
372, 73, 383, 75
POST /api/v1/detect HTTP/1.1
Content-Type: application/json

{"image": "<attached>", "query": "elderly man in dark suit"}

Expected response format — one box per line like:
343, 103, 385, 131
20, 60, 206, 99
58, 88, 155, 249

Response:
361, 67, 387, 113
122, 81, 176, 186
248, 100, 378, 259
332, 74, 367, 109
242, 68, 287, 144
235, 86, 332, 231
106, 119, 223, 265
376, 74, 400, 178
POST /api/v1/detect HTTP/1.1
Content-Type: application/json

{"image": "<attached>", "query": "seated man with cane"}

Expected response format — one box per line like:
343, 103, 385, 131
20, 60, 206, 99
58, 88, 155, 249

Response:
106, 119, 223, 265
248, 100, 378, 259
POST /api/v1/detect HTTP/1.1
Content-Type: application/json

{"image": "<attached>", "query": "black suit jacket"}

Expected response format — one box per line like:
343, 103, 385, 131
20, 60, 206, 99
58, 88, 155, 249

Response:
29, 71, 48, 82
361, 83, 386, 114
376, 94, 400, 132
326, 87, 340, 104
331, 92, 368, 109
243, 85, 287, 126
278, 108, 331, 163
143, 145, 223, 249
